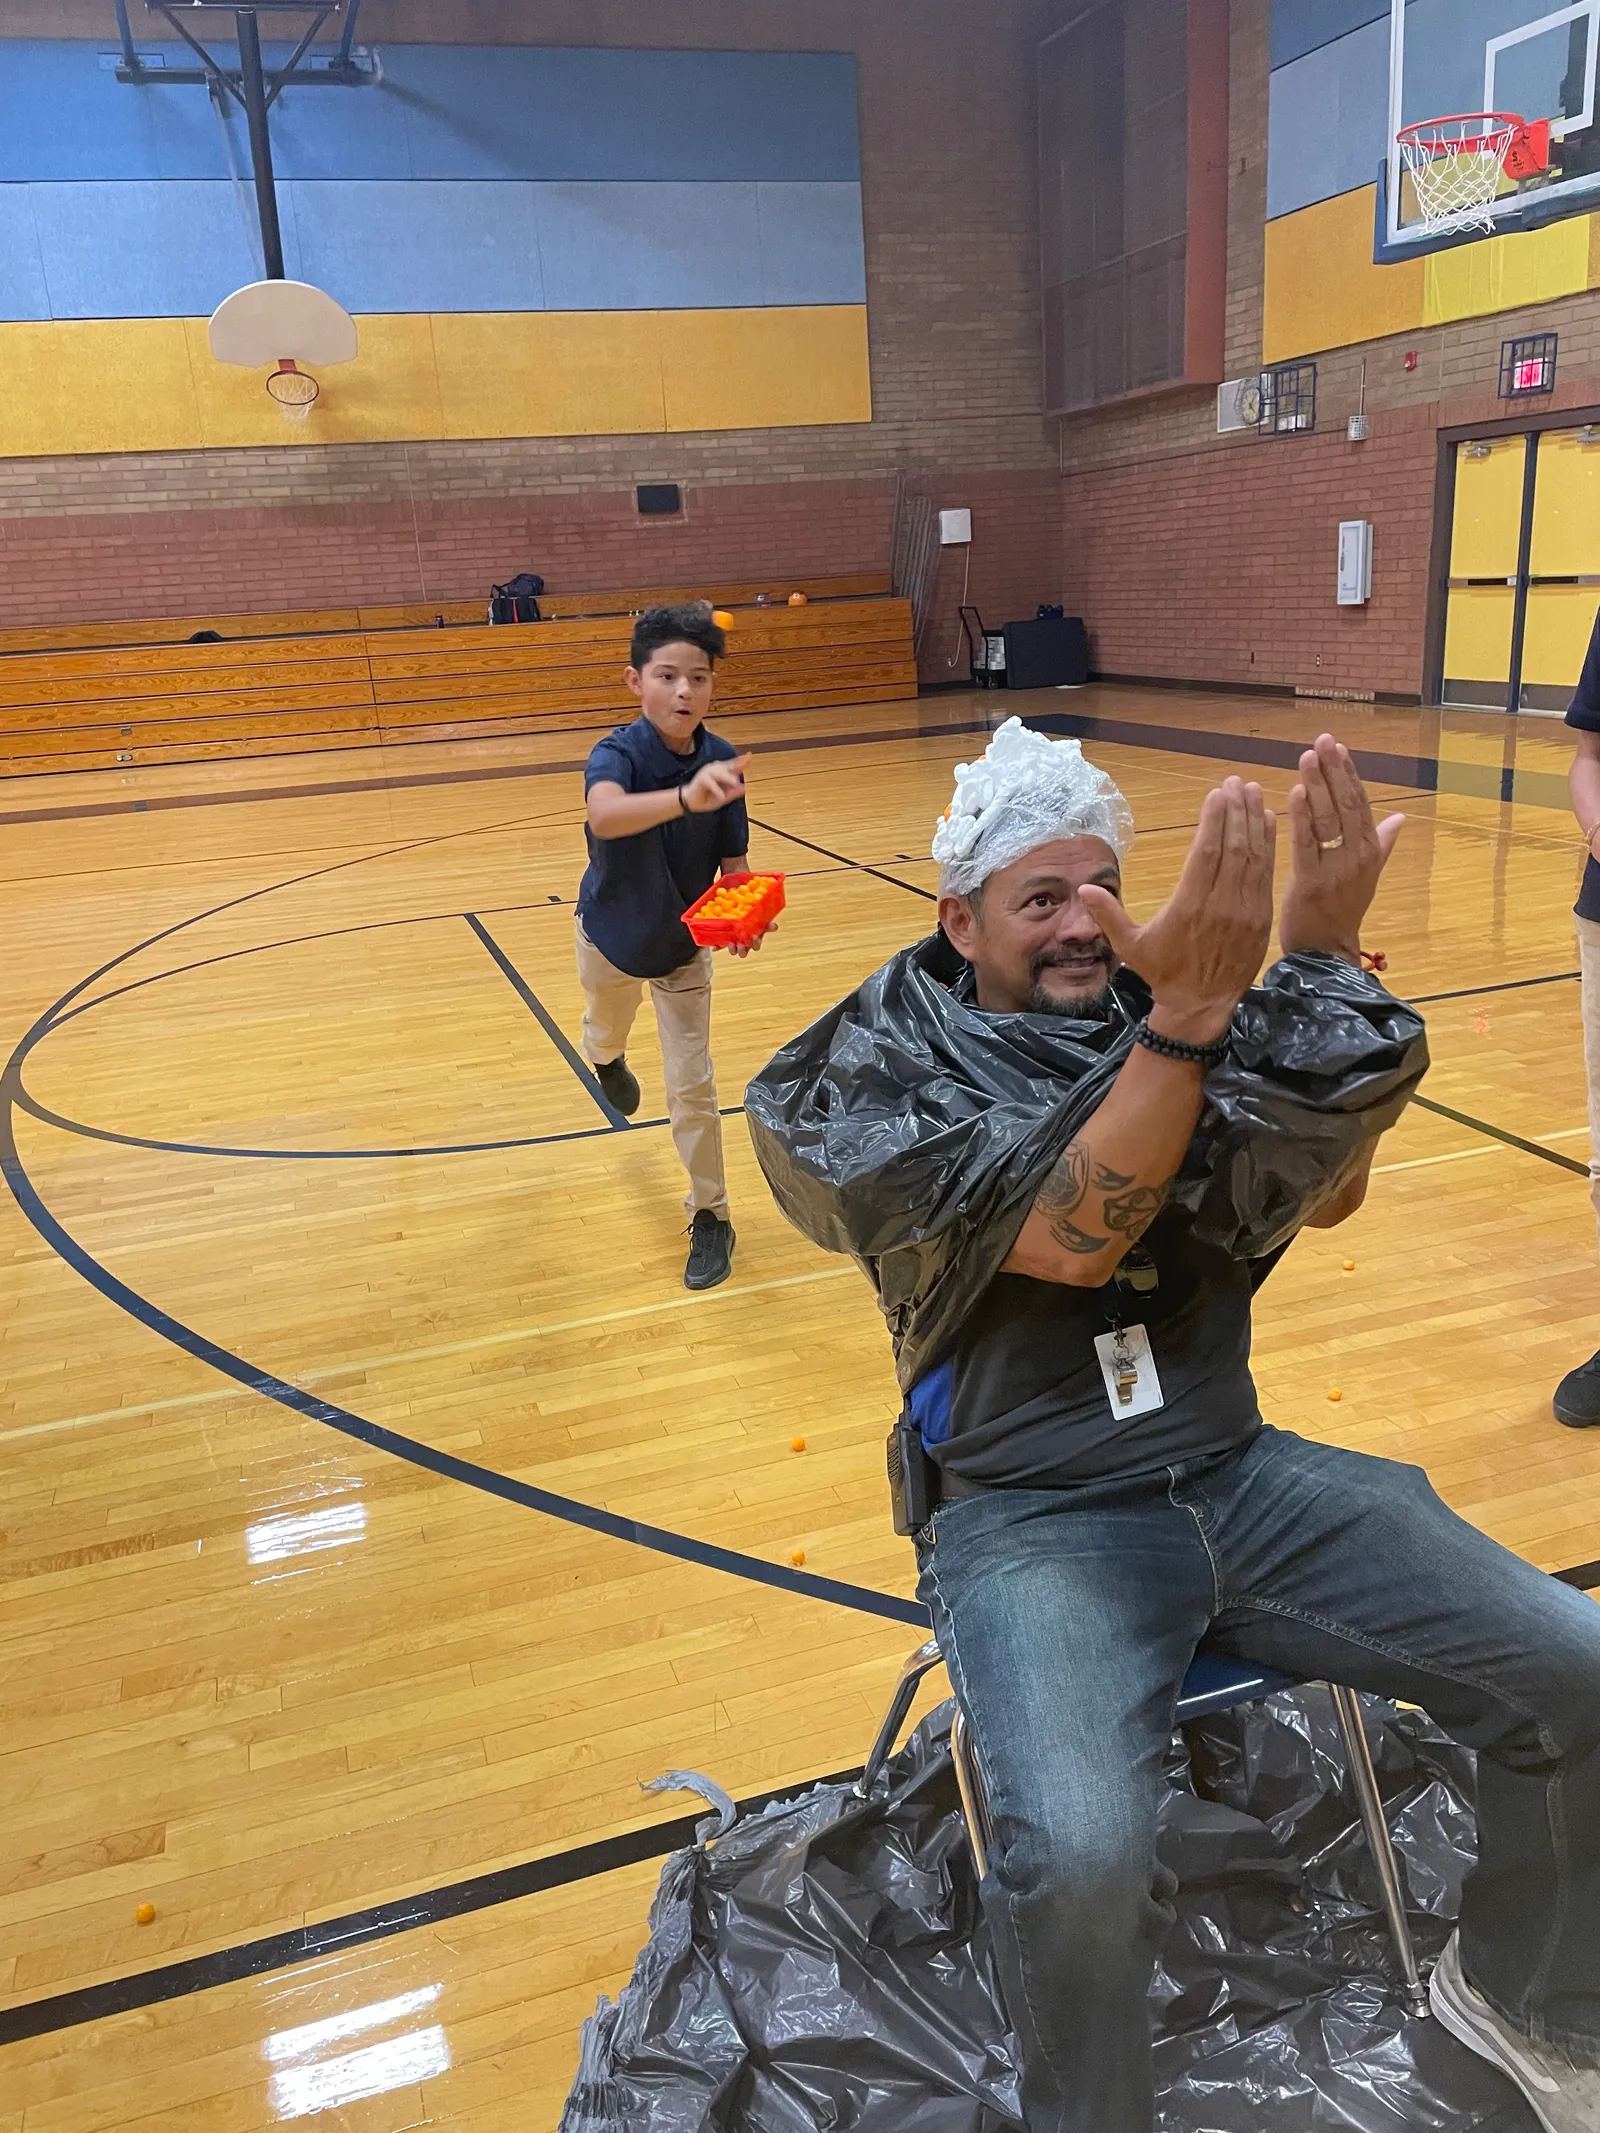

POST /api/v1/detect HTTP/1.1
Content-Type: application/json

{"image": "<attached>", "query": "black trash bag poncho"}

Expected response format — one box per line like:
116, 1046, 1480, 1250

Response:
560, 1690, 1537, 2131
745, 935, 1429, 1390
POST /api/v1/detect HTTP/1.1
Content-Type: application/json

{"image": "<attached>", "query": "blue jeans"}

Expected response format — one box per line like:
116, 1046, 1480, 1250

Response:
918, 1425, 1600, 2132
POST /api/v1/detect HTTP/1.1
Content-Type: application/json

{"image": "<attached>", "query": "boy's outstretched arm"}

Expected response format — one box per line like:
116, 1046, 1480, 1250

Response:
586, 754, 749, 840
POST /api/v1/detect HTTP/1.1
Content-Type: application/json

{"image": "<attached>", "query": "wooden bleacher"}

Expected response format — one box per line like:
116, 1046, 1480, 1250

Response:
0, 575, 918, 778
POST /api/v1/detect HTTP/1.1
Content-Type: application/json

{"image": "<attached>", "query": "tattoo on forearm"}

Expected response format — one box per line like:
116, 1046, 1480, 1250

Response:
1036, 1138, 1089, 1219
1102, 1179, 1170, 1239
1032, 1138, 1167, 1258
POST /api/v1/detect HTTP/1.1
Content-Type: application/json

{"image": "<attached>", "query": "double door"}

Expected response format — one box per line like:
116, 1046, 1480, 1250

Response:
1442, 423, 1600, 712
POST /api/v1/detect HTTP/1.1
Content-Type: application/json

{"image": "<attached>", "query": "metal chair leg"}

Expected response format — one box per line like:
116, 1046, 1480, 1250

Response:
1328, 1682, 1429, 2017
951, 1708, 993, 1880
853, 1639, 943, 1798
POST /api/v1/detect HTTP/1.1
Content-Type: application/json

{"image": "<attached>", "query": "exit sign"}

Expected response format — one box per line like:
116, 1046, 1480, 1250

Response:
1499, 334, 1557, 398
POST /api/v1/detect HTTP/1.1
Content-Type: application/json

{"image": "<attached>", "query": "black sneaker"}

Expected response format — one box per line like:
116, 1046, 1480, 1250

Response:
684, 1209, 735, 1291
593, 1055, 640, 1116
1554, 1348, 1600, 1427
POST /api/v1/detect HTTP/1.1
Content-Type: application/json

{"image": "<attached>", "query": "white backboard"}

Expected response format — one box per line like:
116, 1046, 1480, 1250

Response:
209, 280, 358, 367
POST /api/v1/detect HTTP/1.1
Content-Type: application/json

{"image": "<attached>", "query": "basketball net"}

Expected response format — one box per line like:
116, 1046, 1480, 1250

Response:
1396, 114, 1523, 237
266, 358, 319, 425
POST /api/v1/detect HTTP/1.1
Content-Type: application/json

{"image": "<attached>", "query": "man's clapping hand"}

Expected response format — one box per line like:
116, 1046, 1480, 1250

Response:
1080, 775, 1277, 1044
1278, 734, 1403, 964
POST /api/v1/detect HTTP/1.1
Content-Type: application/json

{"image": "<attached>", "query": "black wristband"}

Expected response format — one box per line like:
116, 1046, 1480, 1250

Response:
677, 784, 692, 816
1133, 1018, 1230, 1069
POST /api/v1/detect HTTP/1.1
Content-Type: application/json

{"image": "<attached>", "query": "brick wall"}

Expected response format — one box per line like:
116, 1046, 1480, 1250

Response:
0, 0, 1065, 674
1056, 0, 1600, 699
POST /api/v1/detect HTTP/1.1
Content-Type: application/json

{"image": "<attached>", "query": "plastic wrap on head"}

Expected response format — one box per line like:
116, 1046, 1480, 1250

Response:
932, 717, 1134, 897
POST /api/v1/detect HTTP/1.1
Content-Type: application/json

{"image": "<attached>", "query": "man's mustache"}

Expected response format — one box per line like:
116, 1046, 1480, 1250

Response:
1032, 943, 1113, 974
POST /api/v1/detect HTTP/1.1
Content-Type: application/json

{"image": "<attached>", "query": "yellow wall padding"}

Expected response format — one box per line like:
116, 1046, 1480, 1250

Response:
0, 305, 872, 458
1264, 184, 1600, 361
1423, 213, 1591, 325
1263, 187, 1425, 362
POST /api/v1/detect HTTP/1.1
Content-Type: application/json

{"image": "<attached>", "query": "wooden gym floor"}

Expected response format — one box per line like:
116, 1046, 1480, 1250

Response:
3, 682, 1599, 2129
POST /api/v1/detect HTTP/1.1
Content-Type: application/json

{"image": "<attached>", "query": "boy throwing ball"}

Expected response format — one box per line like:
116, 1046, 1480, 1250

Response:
575, 603, 769, 1291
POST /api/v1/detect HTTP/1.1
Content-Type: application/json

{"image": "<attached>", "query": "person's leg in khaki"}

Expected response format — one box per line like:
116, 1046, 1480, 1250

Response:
574, 915, 643, 1117
1554, 912, 1600, 1423
650, 950, 734, 1289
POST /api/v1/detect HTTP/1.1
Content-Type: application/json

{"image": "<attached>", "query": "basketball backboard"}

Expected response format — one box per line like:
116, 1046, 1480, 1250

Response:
208, 280, 358, 367
1386, 0, 1600, 250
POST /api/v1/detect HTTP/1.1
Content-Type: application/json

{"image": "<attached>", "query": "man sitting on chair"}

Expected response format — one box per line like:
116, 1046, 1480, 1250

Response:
746, 720, 1600, 2133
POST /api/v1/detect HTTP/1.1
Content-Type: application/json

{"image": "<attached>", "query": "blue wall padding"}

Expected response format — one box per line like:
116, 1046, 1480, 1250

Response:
0, 43, 862, 183
0, 179, 866, 319
1270, 0, 1387, 72
1266, 12, 1391, 220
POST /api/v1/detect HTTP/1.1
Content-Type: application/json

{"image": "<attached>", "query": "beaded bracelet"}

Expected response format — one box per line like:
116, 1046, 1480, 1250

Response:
1133, 1019, 1230, 1070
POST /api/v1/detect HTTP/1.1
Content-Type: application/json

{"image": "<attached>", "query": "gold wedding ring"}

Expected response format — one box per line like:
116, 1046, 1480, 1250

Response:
1319, 835, 1345, 850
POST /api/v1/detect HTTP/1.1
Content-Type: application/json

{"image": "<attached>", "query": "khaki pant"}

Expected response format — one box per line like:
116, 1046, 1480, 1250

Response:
575, 916, 728, 1219
1581, 915, 1600, 1246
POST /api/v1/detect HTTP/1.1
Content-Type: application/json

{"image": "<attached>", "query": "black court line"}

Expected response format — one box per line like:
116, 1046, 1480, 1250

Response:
2, 1063, 927, 1637
464, 911, 629, 1129
0, 1765, 865, 2047
1408, 972, 1580, 1005
1021, 709, 1439, 794
749, 816, 937, 900
12, 1089, 747, 1164
12, 1087, 638, 1162
7, 1549, 1600, 2047
1410, 1094, 1591, 1175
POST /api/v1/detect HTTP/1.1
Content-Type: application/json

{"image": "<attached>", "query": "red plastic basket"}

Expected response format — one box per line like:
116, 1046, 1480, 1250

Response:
683, 870, 786, 949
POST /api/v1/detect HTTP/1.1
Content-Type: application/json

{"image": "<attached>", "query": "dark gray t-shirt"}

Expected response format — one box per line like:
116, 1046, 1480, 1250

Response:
915, 1209, 1271, 1489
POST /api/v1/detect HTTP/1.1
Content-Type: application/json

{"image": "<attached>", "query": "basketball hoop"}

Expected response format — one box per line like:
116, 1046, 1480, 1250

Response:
209, 282, 355, 428
265, 358, 319, 423
1396, 113, 1548, 238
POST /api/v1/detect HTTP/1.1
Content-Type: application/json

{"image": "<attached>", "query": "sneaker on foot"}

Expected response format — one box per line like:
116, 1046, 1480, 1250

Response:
594, 1055, 640, 1117
1561, 1348, 1600, 1433
1554, 1349, 1600, 1427
684, 1209, 735, 1291
1430, 1932, 1600, 2131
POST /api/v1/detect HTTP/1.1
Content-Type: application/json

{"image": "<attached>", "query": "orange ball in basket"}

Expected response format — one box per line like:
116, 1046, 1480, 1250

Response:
788, 591, 808, 606
711, 609, 735, 629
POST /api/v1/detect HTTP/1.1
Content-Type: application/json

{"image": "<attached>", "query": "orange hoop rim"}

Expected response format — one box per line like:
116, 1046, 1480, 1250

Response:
1396, 111, 1524, 157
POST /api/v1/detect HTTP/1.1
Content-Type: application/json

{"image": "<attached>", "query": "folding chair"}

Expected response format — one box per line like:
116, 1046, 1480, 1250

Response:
854, 1637, 1428, 2018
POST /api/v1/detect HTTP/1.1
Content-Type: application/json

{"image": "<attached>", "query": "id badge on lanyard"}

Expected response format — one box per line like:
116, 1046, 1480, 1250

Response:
1094, 1245, 1165, 1418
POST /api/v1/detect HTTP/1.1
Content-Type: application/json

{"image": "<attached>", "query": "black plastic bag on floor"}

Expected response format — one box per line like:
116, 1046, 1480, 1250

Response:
559, 1689, 1538, 2133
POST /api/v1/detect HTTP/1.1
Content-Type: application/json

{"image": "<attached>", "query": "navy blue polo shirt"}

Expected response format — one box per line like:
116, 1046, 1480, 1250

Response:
577, 715, 749, 978
1567, 605, 1600, 922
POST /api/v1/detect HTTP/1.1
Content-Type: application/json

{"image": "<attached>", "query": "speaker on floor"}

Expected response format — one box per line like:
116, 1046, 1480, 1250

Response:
1002, 615, 1088, 689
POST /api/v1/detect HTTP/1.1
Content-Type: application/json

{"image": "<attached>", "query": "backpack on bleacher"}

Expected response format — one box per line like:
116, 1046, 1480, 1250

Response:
489, 572, 545, 624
